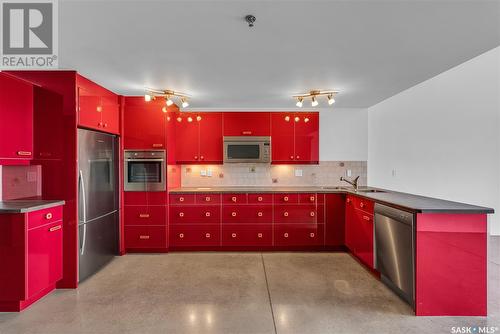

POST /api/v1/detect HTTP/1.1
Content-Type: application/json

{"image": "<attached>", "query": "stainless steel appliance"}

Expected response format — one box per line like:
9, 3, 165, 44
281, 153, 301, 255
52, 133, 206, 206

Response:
78, 129, 118, 282
223, 136, 271, 163
124, 150, 166, 191
374, 203, 415, 307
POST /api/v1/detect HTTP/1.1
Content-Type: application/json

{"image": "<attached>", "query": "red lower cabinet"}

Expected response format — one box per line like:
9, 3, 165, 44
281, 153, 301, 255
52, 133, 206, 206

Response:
170, 206, 221, 224
354, 210, 374, 268
222, 225, 272, 247
124, 206, 166, 226
222, 205, 272, 224
0, 205, 64, 312
170, 225, 220, 248
274, 205, 317, 224
274, 224, 324, 247
124, 226, 167, 249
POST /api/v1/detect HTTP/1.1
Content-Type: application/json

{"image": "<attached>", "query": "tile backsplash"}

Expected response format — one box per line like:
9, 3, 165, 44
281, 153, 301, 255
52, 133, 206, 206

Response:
0, 165, 42, 201
180, 161, 367, 187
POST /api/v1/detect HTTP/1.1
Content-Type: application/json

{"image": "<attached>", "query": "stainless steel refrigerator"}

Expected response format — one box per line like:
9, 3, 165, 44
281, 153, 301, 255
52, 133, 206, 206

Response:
78, 129, 118, 282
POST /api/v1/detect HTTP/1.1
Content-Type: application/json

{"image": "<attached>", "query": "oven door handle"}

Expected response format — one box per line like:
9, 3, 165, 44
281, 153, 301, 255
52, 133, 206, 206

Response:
126, 158, 165, 162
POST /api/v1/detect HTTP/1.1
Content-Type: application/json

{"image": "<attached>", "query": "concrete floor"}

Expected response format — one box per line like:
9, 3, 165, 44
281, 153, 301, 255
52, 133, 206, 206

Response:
0, 238, 499, 334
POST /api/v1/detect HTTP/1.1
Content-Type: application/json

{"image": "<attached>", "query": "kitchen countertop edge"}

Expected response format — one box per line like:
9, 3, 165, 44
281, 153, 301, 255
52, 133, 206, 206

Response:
0, 200, 66, 213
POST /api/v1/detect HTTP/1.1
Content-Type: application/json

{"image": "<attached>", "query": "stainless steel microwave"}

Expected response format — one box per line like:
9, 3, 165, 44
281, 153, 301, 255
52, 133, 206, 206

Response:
124, 150, 166, 191
223, 136, 271, 163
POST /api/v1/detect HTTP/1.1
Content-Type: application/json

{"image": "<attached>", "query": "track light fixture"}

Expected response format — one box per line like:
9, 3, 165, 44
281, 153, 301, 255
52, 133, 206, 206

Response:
293, 90, 339, 108
144, 88, 191, 109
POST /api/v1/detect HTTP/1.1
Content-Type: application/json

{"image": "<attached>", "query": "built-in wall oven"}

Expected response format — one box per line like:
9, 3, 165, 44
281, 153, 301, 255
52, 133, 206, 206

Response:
124, 150, 166, 191
223, 136, 271, 163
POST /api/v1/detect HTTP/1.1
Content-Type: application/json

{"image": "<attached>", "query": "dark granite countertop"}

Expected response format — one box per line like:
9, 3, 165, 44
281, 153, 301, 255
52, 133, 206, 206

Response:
0, 200, 65, 213
169, 186, 494, 214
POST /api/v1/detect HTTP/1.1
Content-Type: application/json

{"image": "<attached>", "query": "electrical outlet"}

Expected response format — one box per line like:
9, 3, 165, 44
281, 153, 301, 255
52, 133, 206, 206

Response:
200, 169, 207, 176
207, 169, 212, 177
295, 169, 303, 177
346, 169, 352, 177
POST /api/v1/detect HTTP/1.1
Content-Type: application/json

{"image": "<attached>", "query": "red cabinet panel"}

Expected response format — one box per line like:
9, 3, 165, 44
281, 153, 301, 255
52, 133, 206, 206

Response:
124, 226, 167, 249
274, 224, 323, 247
0, 73, 33, 163
27, 221, 63, 298
170, 224, 220, 247
294, 113, 319, 163
124, 191, 167, 206
223, 112, 271, 136
33, 87, 64, 159
274, 205, 317, 224
345, 196, 356, 251
248, 193, 273, 204
195, 193, 221, 204
299, 193, 317, 204
169, 194, 196, 205
123, 97, 168, 149
222, 225, 272, 247
325, 194, 345, 247
199, 112, 223, 163
222, 205, 273, 224
271, 112, 295, 163
222, 193, 247, 204
351, 195, 374, 214
124, 206, 166, 226
169, 206, 221, 224
354, 209, 374, 268
77, 87, 101, 130
100, 96, 120, 135
273, 193, 299, 204
28, 206, 63, 230
175, 114, 199, 162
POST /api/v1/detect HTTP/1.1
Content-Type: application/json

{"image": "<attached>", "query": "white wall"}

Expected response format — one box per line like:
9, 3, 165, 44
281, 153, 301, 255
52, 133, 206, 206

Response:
368, 47, 500, 235
320, 108, 368, 161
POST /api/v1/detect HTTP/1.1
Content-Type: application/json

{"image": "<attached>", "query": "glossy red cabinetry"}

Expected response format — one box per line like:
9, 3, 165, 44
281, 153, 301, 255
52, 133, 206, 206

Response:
345, 195, 374, 268
0, 205, 63, 312
271, 112, 319, 164
325, 194, 345, 247
175, 112, 223, 164
223, 112, 271, 136
77, 75, 120, 135
0, 73, 34, 164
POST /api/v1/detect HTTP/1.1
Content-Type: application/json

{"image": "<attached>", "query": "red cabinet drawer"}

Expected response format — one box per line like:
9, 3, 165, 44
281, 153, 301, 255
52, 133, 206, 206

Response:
170, 224, 220, 247
354, 209, 374, 268
28, 206, 63, 230
223, 112, 271, 136
124, 206, 166, 226
222, 193, 247, 204
274, 224, 324, 247
299, 193, 317, 204
169, 206, 220, 224
195, 193, 221, 204
222, 205, 272, 224
222, 225, 272, 247
124, 226, 166, 249
124, 191, 167, 206
169, 194, 196, 205
274, 205, 317, 224
248, 193, 273, 204
351, 195, 374, 214
274, 193, 299, 204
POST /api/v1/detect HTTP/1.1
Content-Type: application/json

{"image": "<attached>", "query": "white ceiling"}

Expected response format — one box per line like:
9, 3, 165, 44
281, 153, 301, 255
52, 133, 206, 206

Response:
59, 0, 500, 109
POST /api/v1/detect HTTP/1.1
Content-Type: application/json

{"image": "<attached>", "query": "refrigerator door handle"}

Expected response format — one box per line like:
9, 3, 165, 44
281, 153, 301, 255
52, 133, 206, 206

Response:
79, 170, 87, 255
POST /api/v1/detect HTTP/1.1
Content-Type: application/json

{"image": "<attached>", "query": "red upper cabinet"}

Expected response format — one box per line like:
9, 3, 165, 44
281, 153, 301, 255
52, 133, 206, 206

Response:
175, 112, 223, 164
271, 112, 319, 164
0, 73, 33, 163
294, 113, 319, 163
271, 113, 295, 163
123, 97, 174, 149
76, 75, 120, 135
223, 112, 271, 136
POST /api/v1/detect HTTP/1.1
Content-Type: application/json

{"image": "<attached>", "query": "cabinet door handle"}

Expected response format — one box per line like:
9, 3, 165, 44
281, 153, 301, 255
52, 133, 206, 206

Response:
205, 196, 211, 202
231, 233, 237, 238
310, 232, 315, 238
310, 211, 315, 217
310, 196, 315, 202
283, 212, 289, 217
179, 212, 184, 217
231, 212, 237, 217
257, 233, 263, 238
205, 212, 211, 217
257, 212, 263, 217
17, 151, 32, 156
231, 196, 237, 202
283, 196, 289, 202
139, 214, 150, 218
290, 155, 294, 160
205, 233, 211, 238
284, 233, 289, 238
179, 233, 184, 239
242, 131, 252, 135
194, 156, 198, 160
139, 235, 150, 240
104, 123, 108, 128
347, 198, 351, 203
200, 156, 204, 160
360, 202, 365, 208
363, 215, 370, 221
296, 155, 300, 159
45, 213, 53, 219
179, 197, 185, 202
257, 196, 263, 202
152, 143, 163, 148
49, 225, 62, 232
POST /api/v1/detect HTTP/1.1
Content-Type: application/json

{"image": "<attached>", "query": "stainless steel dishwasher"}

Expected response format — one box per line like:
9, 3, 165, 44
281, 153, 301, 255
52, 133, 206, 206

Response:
374, 203, 415, 307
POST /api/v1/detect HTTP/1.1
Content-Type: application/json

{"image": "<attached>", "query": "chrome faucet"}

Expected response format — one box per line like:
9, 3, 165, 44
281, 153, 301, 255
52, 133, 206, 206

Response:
340, 176, 360, 191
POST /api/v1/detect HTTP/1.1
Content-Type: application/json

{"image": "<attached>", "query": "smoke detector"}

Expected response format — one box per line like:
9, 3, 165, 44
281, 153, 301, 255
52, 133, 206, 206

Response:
245, 15, 256, 27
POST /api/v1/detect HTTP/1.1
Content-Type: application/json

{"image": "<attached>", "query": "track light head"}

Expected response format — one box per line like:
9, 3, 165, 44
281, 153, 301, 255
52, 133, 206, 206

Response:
166, 95, 174, 106
311, 96, 319, 107
296, 97, 303, 108
181, 97, 189, 108
327, 94, 335, 105
145, 94, 152, 102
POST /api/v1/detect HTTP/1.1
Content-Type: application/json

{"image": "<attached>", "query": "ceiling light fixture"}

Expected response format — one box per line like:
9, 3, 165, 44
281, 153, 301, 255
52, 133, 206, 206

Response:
144, 88, 191, 110
293, 90, 339, 108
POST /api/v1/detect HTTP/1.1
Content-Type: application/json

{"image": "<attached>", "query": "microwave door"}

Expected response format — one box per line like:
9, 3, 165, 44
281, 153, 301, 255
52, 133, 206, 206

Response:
226, 143, 261, 161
